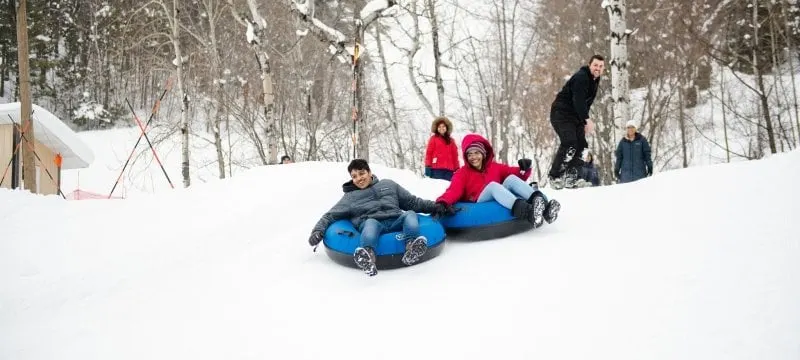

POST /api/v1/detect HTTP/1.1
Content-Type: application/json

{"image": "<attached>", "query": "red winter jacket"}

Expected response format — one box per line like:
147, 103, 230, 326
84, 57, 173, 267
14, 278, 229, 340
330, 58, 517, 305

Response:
425, 134, 460, 171
436, 134, 531, 205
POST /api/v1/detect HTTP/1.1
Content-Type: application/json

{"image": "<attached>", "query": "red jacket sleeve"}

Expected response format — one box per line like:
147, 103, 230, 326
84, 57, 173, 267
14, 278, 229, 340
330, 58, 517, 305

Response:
450, 141, 460, 171
425, 137, 435, 167
436, 169, 466, 205
497, 162, 532, 182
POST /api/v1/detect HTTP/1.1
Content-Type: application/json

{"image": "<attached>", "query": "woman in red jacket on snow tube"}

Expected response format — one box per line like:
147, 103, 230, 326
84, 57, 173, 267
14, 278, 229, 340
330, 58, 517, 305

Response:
424, 116, 460, 181
435, 134, 560, 228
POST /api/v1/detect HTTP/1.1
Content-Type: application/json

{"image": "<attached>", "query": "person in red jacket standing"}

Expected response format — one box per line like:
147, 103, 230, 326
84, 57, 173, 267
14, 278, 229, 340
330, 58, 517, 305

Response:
424, 116, 460, 181
435, 134, 561, 228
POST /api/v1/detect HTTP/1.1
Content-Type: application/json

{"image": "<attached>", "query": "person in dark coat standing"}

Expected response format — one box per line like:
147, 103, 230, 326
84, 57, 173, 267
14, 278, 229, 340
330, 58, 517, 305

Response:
614, 120, 654, 183
547, 55, 605, 189
307, 159, 454, 276
580, 152, 600, 186
424, 116, 460, 181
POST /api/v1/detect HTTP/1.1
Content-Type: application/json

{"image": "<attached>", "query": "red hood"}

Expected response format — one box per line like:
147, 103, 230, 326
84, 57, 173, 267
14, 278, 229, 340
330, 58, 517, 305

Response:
461, 133, 495, 164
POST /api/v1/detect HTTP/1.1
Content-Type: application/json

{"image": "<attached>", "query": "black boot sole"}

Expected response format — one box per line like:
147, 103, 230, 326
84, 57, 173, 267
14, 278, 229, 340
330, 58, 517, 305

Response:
354, 247, 378, 276
402, 237, 428, 266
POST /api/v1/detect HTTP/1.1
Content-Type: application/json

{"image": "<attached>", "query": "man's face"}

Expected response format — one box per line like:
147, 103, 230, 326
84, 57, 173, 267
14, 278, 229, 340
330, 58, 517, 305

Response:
626, 126, 636, 137
350, 169, 372, 189
589, 59, 605, 78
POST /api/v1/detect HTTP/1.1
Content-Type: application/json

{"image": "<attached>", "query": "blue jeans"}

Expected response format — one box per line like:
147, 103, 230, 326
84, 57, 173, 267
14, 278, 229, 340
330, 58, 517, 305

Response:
476, 176, 547, 209
358, 211, 420, 249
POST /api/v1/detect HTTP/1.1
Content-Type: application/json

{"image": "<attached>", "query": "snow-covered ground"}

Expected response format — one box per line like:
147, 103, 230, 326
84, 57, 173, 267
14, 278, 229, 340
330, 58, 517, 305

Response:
1, 143, 799, 359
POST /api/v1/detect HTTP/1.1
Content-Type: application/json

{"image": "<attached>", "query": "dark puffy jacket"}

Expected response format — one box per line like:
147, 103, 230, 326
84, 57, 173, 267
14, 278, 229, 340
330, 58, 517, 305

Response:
550, 66, 600, 125
614, 133, 653, 183
312, 175, 437, 232
580, 162, 600, 186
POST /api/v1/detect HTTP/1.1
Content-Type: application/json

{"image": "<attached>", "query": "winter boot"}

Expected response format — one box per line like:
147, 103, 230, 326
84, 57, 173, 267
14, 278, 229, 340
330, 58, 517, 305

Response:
402, 236, 428, 266
512, 198, 544, 228
563, 167, 579, 189
511, 199, 531, 219
549, 176, 565, 190
573, 178, 591, 188
543, 199, 561, 224
526, 193, 547, 228
354, 247, 378, 276
529, 194, 546, 228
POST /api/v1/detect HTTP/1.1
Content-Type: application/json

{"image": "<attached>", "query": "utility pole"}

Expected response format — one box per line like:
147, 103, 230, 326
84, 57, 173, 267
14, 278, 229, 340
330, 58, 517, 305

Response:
16, 0, 37, 192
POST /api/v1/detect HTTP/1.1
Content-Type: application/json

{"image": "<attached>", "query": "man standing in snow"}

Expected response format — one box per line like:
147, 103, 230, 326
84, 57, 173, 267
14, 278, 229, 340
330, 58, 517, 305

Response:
307, 159, 455, 276
547, 55, 605, 189
614, 120, 653, 183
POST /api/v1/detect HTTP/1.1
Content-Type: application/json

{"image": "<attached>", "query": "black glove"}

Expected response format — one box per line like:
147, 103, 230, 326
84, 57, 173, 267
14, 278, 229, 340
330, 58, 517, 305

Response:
308, 231, 323, 246
433, 201, 456, 217
518, 158, 532, 172
647, 168, 653, 177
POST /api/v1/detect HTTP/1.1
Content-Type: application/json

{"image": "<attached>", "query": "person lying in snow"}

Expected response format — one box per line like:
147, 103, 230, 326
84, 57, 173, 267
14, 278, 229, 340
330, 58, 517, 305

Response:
307, 159, 455, 276
435, 134, 560, 228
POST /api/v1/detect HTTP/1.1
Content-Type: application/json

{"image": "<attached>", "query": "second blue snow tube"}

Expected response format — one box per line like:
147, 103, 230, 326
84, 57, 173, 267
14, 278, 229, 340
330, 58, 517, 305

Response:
323, 214, 446, 269
438, 200, 533, 240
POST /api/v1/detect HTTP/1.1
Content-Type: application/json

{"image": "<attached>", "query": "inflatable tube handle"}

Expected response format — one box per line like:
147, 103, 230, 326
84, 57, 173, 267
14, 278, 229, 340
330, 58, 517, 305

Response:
337, 230, 356, 237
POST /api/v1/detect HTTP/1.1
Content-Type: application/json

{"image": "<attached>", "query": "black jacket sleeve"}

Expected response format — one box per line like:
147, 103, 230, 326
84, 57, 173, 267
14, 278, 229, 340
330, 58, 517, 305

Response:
570, 73, 591, 123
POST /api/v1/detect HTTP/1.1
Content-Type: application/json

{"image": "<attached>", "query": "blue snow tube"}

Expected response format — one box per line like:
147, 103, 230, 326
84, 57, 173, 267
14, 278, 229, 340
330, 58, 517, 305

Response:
323, 214, 446, 269
438, 200, 533, 240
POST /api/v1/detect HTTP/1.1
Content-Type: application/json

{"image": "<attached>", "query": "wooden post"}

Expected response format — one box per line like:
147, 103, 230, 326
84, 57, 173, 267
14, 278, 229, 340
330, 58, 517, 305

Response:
54, 153, 62, 197
16, 0, 37, 192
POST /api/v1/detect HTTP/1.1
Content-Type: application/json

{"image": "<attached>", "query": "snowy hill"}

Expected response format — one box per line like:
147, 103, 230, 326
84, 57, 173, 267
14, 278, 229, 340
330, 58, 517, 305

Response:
1, 150, 800, 359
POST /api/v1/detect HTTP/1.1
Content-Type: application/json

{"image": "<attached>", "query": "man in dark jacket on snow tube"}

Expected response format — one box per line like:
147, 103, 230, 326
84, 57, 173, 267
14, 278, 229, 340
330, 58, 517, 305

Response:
614, 120, 653, 183
547, 54, 605, 189
307, 159, 455, 276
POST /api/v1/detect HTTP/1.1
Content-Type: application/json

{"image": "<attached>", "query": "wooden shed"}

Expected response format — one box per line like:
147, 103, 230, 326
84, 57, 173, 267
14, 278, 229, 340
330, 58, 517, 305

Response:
0, 103, 94, 196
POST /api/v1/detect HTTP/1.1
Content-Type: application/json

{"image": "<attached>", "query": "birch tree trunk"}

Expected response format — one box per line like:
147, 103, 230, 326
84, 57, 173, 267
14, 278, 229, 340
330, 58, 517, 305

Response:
207, 1, 227, 178
719, 68, 731, 162
16, 0, 36, 192
375, 26, 405, 168
678, 84, 688, 168
171, 0, 191, 187
404, 0, 436, 118
781, 0, 800, 147
604, 0, 630, 128
425, 0, 445, 115
234, 0, 277, 164
354, 25, 369, 160
751, 0, 777, 154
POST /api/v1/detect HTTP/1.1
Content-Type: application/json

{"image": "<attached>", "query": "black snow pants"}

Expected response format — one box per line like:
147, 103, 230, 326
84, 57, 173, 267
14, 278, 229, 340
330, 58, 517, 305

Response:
548, 110, 588, 179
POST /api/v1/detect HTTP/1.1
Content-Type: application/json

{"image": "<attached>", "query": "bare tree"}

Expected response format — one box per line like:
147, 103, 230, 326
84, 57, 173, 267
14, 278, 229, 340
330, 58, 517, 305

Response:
374, 24, 405, 168
181, 0, 230, 178
425, 0, 445, 115
284, 0, 399, 161
170, 0, 191, 186
16, 0, 36, 192
228, 0, 278, 164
